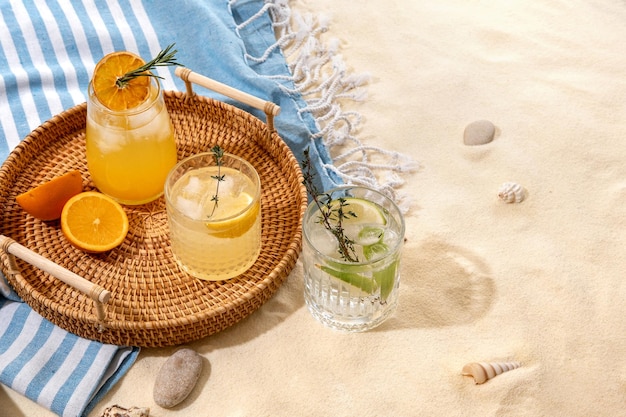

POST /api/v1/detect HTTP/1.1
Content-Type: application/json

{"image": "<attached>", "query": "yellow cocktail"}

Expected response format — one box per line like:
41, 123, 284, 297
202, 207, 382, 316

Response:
165, 151, 262, 280
86, 78, 177, 205
85, 47, 180, 205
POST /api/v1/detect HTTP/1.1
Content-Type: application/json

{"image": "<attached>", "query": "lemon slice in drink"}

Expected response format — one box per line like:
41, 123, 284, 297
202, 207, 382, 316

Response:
205, 193, 260, 239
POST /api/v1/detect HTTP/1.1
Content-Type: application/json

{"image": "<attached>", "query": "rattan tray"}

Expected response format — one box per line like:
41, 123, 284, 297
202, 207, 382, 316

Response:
0, 68, 307, 347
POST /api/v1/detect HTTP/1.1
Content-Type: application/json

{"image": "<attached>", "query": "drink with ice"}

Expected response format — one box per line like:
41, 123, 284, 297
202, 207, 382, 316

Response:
165, 152, 261, 280
302, 186, 405, 332
86, 78, 177, 205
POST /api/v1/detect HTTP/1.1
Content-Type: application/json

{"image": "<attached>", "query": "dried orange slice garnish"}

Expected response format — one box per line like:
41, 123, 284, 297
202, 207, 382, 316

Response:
16, 170, 83, 221
92, 51, 151, 111
61, 191, 129, 253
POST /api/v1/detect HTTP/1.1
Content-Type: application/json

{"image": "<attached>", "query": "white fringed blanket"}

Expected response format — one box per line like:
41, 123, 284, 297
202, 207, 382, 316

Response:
3, 0, 626, 416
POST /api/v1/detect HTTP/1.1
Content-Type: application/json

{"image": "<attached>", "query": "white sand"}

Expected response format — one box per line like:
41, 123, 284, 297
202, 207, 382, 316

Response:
3, 0, 626, 416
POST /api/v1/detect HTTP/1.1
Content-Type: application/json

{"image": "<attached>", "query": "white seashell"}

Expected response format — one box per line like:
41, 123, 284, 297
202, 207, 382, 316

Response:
462, 361, 521, 384
497, 182, 526, 203
99, 405, 150, 417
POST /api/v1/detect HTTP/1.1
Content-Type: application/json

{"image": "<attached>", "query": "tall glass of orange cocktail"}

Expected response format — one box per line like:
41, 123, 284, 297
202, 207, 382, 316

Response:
86, 47, 179, 205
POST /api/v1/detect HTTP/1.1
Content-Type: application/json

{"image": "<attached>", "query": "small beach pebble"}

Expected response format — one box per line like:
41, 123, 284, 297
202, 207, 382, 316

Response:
153, 348, 203, 408
463, 120, 495, 145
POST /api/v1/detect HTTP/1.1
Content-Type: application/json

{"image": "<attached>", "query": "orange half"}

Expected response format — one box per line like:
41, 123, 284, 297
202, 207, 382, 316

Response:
61, 191, 129, 253
16, 170, 83, 221
92, 51, 151, 111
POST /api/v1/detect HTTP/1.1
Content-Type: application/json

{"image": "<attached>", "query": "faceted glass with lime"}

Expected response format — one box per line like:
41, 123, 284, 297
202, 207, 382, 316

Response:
302, 186, 405, 332
164, 152, 261, 280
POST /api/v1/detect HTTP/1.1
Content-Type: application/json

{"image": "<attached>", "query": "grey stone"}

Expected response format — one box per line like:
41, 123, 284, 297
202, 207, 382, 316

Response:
153, 348, 203, 408
463, 120, 495, 145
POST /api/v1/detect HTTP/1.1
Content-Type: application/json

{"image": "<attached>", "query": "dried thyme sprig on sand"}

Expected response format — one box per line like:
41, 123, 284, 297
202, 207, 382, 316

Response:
301, 148, 359, 262
115, 43, 182, 88
208, 145, 225, 219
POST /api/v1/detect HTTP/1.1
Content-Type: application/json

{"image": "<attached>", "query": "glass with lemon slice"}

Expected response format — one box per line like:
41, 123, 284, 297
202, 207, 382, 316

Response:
86, 49, 178, 205
302, 186, 405, 332
164, 152, 261, 280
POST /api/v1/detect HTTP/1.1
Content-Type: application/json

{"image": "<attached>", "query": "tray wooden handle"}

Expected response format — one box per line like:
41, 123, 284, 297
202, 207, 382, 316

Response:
0, 234, 110, 328
175, 67, 280, 134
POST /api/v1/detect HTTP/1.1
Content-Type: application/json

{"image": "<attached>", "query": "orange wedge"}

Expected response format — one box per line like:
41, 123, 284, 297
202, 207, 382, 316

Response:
92, 51, 151, 111
61, 191, 129, 253
16, 170, 83, 221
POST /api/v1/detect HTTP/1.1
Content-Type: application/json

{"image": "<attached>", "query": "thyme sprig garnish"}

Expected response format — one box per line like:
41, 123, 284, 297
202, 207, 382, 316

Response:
208, 145, 225, 219
301, 148, 359, 262
115, 43, 182, 88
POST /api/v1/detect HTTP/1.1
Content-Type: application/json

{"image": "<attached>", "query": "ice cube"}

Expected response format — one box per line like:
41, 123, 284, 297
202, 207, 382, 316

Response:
216, 174, 233, 195
95, 136, 123, 154
175, 196, 203, 219
228, 173, 246, 198
382, 229, 399, 246
183, 175, 204, 195
363, 242, 389, 262
308, 226, 338, 257
128, 104, 159, 130
354, 225, 385, 246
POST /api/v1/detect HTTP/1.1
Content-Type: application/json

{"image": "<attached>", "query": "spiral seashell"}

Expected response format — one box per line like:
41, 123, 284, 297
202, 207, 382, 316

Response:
100, 405, 150, 417
462, 361, 521, 384
497, 182, 526, 203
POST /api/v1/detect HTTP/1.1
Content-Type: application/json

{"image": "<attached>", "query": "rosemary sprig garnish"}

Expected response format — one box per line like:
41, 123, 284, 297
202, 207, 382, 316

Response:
115, 43, 182, 88
301, 148, 359, 262
208, 145, 225, 218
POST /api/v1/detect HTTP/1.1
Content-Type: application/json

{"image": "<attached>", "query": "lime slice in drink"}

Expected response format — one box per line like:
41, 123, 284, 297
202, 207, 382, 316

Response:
318, 263, 376, 294
319, 260, 396, 301
335, 197, 387, 226
363, 242, 396, 301
374, 259, 398, 301
314, 196, 393, 297
330, 197, 387, 244
363, 241, 389, 262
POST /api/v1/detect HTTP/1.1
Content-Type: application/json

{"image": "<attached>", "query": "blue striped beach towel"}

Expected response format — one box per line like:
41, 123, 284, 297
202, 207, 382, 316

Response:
0, 0, 343, 192
0, 282, 137, 417
0, 1, 406, 416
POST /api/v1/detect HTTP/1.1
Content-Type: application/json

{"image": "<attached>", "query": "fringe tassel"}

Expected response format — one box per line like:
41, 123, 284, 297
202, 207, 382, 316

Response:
234, 0, 417, 212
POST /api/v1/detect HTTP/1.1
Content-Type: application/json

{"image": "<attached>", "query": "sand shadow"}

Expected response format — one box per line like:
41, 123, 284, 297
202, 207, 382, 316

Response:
384, 236, 496, 329
0, 385, 28, 417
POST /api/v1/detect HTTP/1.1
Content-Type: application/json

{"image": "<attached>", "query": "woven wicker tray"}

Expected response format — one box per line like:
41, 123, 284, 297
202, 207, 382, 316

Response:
0, 69, 306, 347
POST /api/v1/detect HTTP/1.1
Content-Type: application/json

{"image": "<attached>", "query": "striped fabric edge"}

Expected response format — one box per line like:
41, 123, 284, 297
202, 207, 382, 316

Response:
0, 297, 138, 417
0, 0, 177, 162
